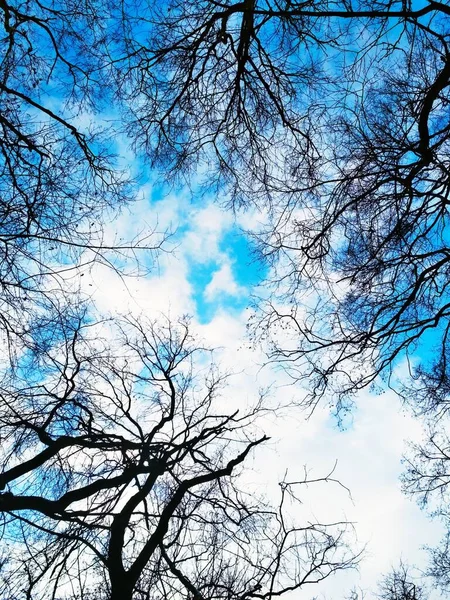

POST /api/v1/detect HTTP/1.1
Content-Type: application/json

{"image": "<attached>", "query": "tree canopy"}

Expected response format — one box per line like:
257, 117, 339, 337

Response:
4, 0, 450, 411
1, 0, 450, 597
121, 0, 450, 414
0, 314, 356, 599
0, 0, 163, 350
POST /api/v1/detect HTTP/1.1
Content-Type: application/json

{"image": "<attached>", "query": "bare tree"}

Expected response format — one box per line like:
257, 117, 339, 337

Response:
111, 0, 450, 417
124, 0, 449, 196
251, 25, 450, 414
402, 428, 450, 592
5, 0, 450, 415
117, 6, 450, 587
0, 0, 165, 348
376, 563, 426, 600
3, 1, 449, 595
0, 313, 357, 600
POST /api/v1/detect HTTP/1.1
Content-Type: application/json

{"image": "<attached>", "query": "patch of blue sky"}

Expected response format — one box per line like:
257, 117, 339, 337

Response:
404, 320, 449, 371
188, 226, 268, 324
144, 174, 269, 323
219, 229, 267, 289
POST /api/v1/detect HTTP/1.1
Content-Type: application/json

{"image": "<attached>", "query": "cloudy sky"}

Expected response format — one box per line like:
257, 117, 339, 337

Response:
81, 180, 442, 599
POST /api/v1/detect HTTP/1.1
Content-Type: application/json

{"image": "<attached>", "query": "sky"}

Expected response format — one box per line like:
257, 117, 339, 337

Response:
74, 179, 445, 599
2, 4, 448, 598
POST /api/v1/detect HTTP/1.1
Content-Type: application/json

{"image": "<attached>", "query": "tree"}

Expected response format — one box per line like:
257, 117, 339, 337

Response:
0, 0, 164, 349
343, 564, 427, 600
2, 0, 449, 595
402, 427, 450, 592
119, 5, 450, 587
376, 564, 426, 600
5, 0, 450, 413
0, 313, 357, 599
252, 27, 450, 413
118, 0, 450, 414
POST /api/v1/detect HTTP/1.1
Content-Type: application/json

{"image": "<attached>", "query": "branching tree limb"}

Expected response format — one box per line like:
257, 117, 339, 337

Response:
0, 314, 358, 600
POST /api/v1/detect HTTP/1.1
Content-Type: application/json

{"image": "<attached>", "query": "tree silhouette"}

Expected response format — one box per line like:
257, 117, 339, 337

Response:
0, 313, 357, 599
402, 427, 450, 592
2, 1, 449, 596
0, 0, 164, 350
376, 563, 426, 600
120, 0, 450, 414
122, 5, 450, 586
5, 0, 450, 412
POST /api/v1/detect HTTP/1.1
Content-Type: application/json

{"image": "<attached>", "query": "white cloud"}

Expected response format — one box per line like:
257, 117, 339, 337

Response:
204, 259, 246, 301
183, 204, 233, 262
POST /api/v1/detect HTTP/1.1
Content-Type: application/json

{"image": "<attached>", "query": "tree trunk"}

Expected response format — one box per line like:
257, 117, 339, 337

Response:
110, 576, 134, 600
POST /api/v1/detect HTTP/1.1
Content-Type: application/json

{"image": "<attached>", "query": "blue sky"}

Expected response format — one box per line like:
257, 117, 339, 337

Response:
5, 3, 448, 597
187, 226, 267, 323
147, 174, 269, 323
